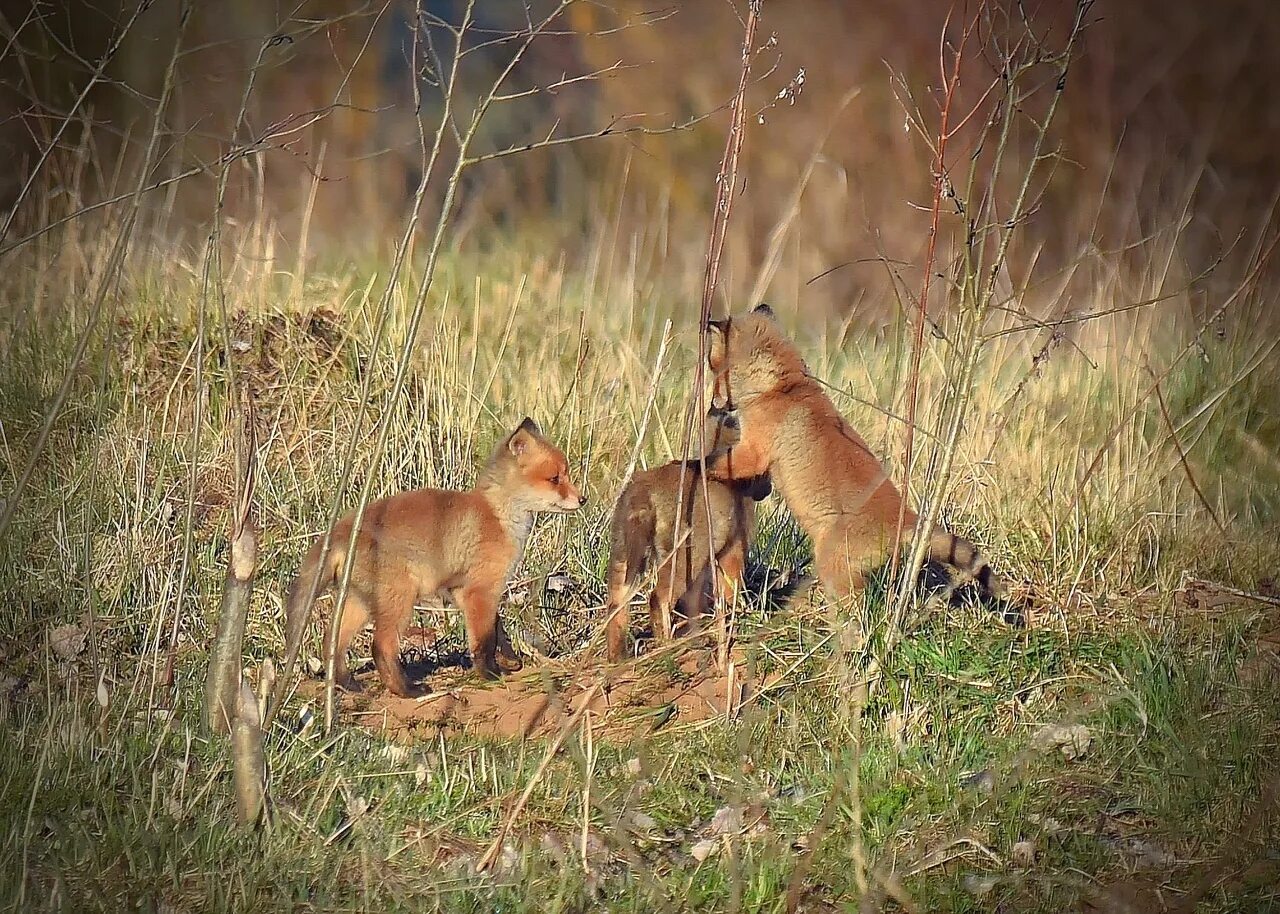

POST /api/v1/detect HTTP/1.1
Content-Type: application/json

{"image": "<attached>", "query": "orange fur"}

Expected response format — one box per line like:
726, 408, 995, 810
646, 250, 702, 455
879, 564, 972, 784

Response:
705, 304, 1010, 609
272, 418, 583, 709
603, 408, 770, 661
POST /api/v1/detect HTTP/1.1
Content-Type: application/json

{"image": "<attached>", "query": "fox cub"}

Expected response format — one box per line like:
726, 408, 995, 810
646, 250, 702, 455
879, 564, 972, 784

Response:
603, 406, 772, 661
705, 304, 1017, 620
272, 418, 584, 708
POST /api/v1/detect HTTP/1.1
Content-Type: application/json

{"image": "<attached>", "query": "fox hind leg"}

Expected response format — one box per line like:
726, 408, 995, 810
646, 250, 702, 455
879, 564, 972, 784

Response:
370, 581, 424, 698
605, 552, 641, 662
326, 593, 372, 693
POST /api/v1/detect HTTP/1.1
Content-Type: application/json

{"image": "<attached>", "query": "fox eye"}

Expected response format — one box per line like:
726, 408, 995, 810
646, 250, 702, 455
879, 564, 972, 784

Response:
549, 473, 561, 485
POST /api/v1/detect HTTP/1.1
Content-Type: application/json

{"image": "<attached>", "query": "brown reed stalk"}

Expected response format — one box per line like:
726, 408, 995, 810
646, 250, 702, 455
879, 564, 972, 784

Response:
667, 0, 761, 667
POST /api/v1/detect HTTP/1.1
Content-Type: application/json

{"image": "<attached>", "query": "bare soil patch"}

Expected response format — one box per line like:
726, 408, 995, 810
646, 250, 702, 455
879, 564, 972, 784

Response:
294, 641, 766, 744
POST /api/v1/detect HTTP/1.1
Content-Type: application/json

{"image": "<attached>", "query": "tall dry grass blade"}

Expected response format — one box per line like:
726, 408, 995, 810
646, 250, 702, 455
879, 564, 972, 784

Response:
621, 318, 673, 486
476, 681, 602, 873
0, 3, 187, 544
1148, 364, 1226, 534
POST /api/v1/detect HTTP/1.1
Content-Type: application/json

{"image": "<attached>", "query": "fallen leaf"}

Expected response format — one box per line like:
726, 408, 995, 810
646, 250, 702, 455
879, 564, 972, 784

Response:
962, 874, 998, 897
1032, 723, 1092, 760
1012, 839, 1036, 867
709, 805, 744, 836
690, 838, 717, 862
49, 623, 86, 662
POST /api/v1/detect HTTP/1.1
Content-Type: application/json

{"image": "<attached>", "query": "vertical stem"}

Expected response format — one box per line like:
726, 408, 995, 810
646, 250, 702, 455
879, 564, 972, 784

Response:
888, 13, 963, 618
670, 0, 760, 664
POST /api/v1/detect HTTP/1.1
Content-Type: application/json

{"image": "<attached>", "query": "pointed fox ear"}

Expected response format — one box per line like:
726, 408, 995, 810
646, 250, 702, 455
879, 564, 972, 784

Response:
706, 317, 729, 335
753, 303, 776, 319
509, 417, 540, 456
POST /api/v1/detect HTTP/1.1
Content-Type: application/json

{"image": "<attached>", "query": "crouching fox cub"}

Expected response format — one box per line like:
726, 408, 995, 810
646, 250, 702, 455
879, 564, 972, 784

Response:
271, 418, 584, 713
603, 407, 772, 661
705, 304, 1019, 622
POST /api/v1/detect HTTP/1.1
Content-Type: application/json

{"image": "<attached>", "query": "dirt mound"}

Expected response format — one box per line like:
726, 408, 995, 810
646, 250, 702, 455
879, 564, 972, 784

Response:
295, 643, 766, 744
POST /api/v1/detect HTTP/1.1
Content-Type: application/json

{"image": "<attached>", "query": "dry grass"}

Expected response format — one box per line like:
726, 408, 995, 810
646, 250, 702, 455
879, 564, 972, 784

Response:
0, 202, 1277, 910
1, 3, 1279, 911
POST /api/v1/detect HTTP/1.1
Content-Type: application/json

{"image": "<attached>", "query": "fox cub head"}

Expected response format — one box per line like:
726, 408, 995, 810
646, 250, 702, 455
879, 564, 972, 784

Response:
706, 303, 807, 408
499, 417, 585, 512
704, 405, 772, 501
701, 404, 743, 455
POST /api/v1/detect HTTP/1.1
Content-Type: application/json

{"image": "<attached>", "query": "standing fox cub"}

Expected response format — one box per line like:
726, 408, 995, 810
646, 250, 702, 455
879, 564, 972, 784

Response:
604, 407, 771, 661
705, 304, 1018, 620
272, 418, 584, 709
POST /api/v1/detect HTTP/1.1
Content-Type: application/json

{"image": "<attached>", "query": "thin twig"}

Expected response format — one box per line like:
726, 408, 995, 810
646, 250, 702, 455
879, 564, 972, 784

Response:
670, 0, 760, 666
477, 681, 603, 872
1147, 363, 1226, 534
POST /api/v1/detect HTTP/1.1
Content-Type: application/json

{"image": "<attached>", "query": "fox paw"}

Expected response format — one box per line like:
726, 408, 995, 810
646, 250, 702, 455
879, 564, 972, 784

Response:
391, 682, 430, 699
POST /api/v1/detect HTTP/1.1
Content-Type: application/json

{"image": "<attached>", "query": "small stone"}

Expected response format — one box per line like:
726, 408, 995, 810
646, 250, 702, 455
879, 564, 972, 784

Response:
625, 757, 643, 777
414, 762, 428, 787
1011, 840, 1036, 867
690, 838, 718, 862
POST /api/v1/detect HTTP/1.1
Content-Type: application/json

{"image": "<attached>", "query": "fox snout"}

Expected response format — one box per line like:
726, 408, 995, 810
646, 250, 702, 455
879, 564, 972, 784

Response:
558, 487, 585, 512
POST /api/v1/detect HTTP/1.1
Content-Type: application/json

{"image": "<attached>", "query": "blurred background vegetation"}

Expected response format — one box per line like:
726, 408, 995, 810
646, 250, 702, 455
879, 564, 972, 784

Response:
4, 0, 1277, 323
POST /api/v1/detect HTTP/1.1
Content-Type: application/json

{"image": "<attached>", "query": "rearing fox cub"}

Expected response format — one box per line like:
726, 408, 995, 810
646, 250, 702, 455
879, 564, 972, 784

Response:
705, 304, 1016, 619
604, 407, 771, 661
272, 418, 584, 709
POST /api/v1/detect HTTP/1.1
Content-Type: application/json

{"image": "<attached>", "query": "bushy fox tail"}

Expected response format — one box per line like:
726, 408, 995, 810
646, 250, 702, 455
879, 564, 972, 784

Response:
926, 527, 1023, 625
262, 539, 341, 728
